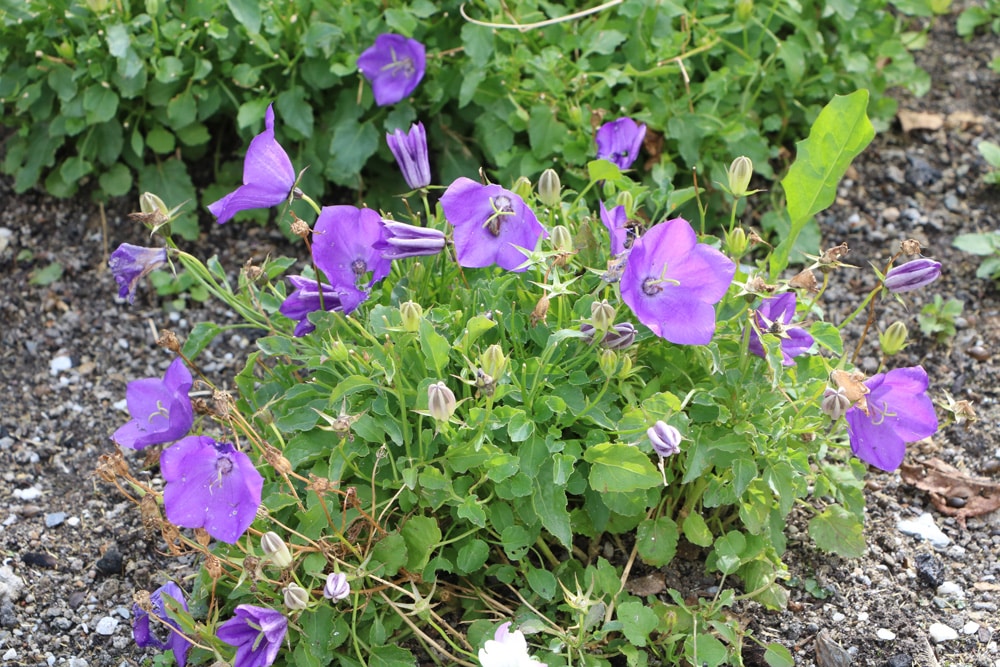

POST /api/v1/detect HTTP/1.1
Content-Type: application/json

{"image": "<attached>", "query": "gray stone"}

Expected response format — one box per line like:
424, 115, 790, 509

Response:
94, 615, 118, 635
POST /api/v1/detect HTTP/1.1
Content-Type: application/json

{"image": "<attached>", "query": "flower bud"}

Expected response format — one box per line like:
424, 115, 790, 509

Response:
260, 532, 293, 568
283, 582, 309, 611
617, 354, 633, 379
821, 387, 853, 422
879, 321, 909, 356
550, 225, 573, 254
901, 238, 923, 256
139, 192, 169, 217
598, 349, 619, 378
511, 176, 533, 201
580, 322, 637, 350
323, 572, 351, 601
647, 421, 682, 458
727, 156, 754, 197
328, 340, 349, 363
725, 227, 749, 258
615, 191, 635, 217
883, 258, 942, 293
427, 382, 456, 422
479, 344, 508, 380
400, 301, 423, 332
590, 300, 616, 332
735, 0, 753, 21
538, 169, 562, 207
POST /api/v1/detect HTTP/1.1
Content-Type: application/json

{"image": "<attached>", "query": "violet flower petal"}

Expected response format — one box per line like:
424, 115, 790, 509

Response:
133, 582, 191, 667
217, 605, 288, 667
595, 118, 647, 170
112, 358, 193, 450
160, 436, 263, 544
386, 122, 431, 189
357, 34, 426, 106
883, 258, 942, 293
109, 243, 168, 304
207, 104, 296, 224
745, 292, 814, 366
312, 206, 392, 290
279, 275, 367, 335
599, 200, 629, 256
441, 177, 548, 272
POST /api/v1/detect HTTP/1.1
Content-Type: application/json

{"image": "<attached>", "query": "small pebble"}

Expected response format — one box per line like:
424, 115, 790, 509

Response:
12, 488, 41, 501
898, 513, 950, 547
44, 512, 66, 528
967, 346, 991, 361
937, 581, 964, 598
49, 355, 73, 375
946, 497, 967, 508
832, 612, 847, 623
929, 622, 959, 643
2, 648, 17, 661
877, 628, 897, 640
962, 621, 980, 635
886, 654, 912, 667
94, 616, 118, 635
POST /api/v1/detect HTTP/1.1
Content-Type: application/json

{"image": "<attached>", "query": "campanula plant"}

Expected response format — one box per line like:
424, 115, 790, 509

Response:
102, 83, 943, 667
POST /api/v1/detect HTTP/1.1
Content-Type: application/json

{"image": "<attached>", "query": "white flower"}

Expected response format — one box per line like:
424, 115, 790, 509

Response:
478, 622, 545, 667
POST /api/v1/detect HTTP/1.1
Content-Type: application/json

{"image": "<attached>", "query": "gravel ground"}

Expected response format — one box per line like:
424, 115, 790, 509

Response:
1, 7, 998, 667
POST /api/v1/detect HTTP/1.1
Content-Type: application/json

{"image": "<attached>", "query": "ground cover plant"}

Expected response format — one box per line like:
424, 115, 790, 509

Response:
99, 78, 952, 667
0, 0, 932, 241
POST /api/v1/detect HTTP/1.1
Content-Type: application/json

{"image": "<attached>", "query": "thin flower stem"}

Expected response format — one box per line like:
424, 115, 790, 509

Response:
460, 0, 624, 31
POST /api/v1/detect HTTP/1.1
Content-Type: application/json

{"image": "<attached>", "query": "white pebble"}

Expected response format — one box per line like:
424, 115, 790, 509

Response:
3, 648, 18, 661
876, 628, 896, 640
963, 621, 980, 635
49, 355, 73, 375
929, 622, 959, 643
13, 487, 41, 501
67, 516, 80, 527
857, 611, 870, 621
94, 616, 118, 635
897, 512, 950, 547
832, 612, 846, 623
936, 581, 965, 598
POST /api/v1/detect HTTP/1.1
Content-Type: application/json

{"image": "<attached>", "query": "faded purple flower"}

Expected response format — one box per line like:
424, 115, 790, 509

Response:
112, 358, 193, 450
746, 292, 814, 366
387, 122, 431, 189
160, 436, 263, 544
440, 177, 548, 272
595, 118, 646, 170
133, 582, 191, 667
620, 218, 736, 345
208, 104, 296, 224
580, 322, 637, 350
279, 275, 367, 336
479, 622, 544, 667
647, 421, 681, 458
109, 243, 168, 304
375, 220, 446, 260
312, 206, 392, 292
357, 34, 426, 106
599, 201, 630, 256
323, 572, 350, 601
217, 605, 287, 667
845, 366, 938, 471
883, 258, 942, 293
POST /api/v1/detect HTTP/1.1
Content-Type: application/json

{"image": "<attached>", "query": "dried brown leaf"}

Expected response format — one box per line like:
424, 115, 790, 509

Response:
898, 109, 944, 132
899, 457, 1000, 527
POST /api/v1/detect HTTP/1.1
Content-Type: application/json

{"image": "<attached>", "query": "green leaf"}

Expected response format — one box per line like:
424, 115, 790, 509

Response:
809, 321, 844, 355
370, 645, 415, 667
525, 565, 557, 600
277, 87, 314, 138
764, 643, 795, 667
584, 443, 662, 493
327, 119, 379, 185
774, 90, 874, 274
418, 318, 451, 375
528, 104, 565, 156
29, 262, 63, 286
682, 512, 714, 547
369, 532, 407, 577
636, 516, 678, 567
401, 516, 441, 572
977, 140, 1000, 167
456, 539, 490, 574
105, 23, 130, 58
531, 459, 571, 548
146, 126, 176, 154
587, 159, 624, 183
953, 232, 1000, 255
83, 86, 119, 124
99, 163, 133, 197
808, 505, 865, 558
227, 0, 261, 34
617, 601, 660, 647
685, 633, 728, 667
181, 322, 224, 359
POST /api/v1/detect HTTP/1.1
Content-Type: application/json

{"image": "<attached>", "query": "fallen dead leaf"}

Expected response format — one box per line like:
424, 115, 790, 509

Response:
625, 573, 666, 597
899, 457, 1000, 527
973, 582, 1000, 591
898, 109, 945, 133
945, 110, 983, 129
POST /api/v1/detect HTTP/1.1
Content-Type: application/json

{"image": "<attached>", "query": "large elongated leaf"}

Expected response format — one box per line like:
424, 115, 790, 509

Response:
772, 90, 874, 275
584, 443, 662, 493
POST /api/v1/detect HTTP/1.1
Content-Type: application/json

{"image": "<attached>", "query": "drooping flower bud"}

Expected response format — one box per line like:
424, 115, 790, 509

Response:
821, 387, 853, 422
883, 258, 942, 293
550, 225, 573, 253
724, 227, 749, 258
598, 349, 618, 378
283, 582, 309, 611
140, 192, 169, 217
400, 301, 423, 332
879, 321, 909, 356
427, 382, 456, 423
647, 421, 682, 458
479, 344, 508, 380
580, 322, 637, 350
260, 532, 293, 569
323, 572, 351, 601
727, 156, 754, 197
590, 300, 616, 332
537, 169, 562, 207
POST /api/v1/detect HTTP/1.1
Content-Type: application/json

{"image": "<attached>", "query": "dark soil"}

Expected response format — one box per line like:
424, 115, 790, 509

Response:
1, 6, 998, 667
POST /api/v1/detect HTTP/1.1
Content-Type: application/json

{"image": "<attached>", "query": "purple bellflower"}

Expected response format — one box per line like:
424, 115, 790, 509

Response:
217, 605, 288, 667
387, 122, 431, 189
647, 421, 682, 458
112, 358, 193, 450
375, 219, 446, 260
323, 572, 351, 601
746, 292, 815, 366
133, 581, 191, 667
620, 218, 736, 345
598, 200, 630, 256
160, 436, 263, 544
207, 104, 296, 224
479, 622, 545, 667
109, 243, 168, 304
357, 34, 426, 106
279, 275, 367, 336
595, 118, 646, 170
312, 206, 392, 294
883, 258, 942, 293
440, 177, 548, 272
845, 366, 938, 472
